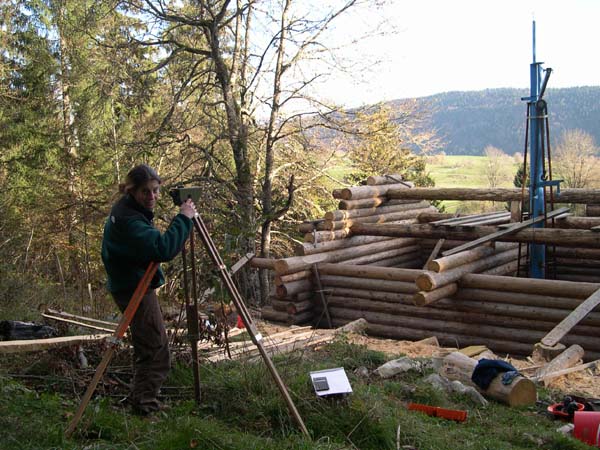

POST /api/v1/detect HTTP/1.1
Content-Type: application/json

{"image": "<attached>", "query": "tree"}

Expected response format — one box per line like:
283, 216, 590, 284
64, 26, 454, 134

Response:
553, 129, 599, 189
346, 104, 439, 186
116, 0, 393, 302
483, 145, 510, 188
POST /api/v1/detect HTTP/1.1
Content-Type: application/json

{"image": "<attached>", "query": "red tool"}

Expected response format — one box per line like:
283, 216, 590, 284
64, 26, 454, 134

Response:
408, 402, 468, 422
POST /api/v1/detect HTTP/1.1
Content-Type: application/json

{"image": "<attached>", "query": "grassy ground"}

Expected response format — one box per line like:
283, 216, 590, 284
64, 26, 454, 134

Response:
0, 337, 589, 450
426, 155, 520, 213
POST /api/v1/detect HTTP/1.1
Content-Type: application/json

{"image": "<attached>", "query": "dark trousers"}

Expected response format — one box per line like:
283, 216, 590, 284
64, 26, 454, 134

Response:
112, 289, 170, 408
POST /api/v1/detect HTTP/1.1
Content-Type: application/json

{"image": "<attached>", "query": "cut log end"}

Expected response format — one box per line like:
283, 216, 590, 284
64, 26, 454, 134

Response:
503, 377, 537, 407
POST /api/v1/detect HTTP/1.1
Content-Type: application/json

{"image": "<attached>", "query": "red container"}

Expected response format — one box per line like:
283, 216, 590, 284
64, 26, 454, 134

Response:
574, 411, 600, 447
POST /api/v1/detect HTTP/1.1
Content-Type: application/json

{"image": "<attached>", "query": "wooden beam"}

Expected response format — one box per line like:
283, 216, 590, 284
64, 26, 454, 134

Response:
441, 208, 569, 256
0, 334, 110, 354
541, 288, 600, 347
386, 187, 600, 204
350, 222, 600, 249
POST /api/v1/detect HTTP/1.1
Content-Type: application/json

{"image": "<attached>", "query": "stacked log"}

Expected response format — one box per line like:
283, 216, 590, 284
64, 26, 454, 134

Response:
257, 179, 600, 360
260, 176, 429, 324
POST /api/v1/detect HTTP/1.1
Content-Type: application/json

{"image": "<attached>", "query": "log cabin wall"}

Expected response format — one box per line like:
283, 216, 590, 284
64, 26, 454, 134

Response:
253, 176, 600, 361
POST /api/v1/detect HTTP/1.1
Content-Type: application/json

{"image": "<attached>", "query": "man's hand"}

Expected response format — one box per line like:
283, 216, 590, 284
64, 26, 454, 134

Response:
180, 198, 197, 219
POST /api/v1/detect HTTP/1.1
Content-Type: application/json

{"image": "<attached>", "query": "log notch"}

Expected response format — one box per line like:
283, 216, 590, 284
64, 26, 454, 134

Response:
441, 352, 536, 406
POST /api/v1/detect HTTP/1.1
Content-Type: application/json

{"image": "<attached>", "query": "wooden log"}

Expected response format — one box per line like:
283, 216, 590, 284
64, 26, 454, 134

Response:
366, 174, 403, 185
386, 187, 600, 204
479, 260, 519, 276
326, 296, 600, 338
304, 229, 350, 243
351, 222, 600, 249
370, 254, 423, 268
416, 248, 519, 291
324, 288, 414, 303
0, 334, 111, 354
319, 274, 418, 294
298, 220, 327, 233
338, 197, 418, 210
555, 274, 600, 283
548, 266, 600, 276
541, 288, 600, 347
340, 246, 420, 266
551, 257, 600, 268
418, 212, 456, 223
287, 300, 314, 315
535, 345, 584, 385
340, 182, 414, 201
435, 298, 600, 327
249, 257, 276, 270
275, 279, 313, 298
533, 359, 600, 384
332, 188, 345, 199
271, 298, 291, 312
441, 352, 536, 406
419, 238, 470, 249
326, 306, 553, 346
316, 262, 421, 282
324, 213, 422, 231
326, 313, 536, 356
555, 216, 600, 229
261, 306, 313, 325
549, 246, 600, 259
274, 270, 312, 286
427, 242, 517, 272
413, 283, 458, 306
325, 201, 429, 222
324, 316, 600, 362
455, 288, 585, 310
441, 208, 569, 256
298, 235, 394, 255
274, 237, 420, 274
459, 273, 600, 298
586, 204, 600, 216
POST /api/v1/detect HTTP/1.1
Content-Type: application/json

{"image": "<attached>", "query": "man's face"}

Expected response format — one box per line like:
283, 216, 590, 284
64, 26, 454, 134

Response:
132, 179, 160, 210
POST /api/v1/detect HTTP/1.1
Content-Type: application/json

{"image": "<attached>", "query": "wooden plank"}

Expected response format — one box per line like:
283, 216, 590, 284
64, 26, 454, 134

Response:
0, 334, 110, 354
532, 358, 600, 383
541, 288, 600, 347
441, 207, 569, 256
422, 239, 445, 270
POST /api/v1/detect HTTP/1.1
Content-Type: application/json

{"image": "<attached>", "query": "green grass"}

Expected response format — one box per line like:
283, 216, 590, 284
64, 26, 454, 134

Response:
0, 338, 591, 450
426, 155, 521, 213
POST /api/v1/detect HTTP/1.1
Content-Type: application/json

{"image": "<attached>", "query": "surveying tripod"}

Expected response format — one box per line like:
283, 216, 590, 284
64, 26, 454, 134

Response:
65, 190, 309, 438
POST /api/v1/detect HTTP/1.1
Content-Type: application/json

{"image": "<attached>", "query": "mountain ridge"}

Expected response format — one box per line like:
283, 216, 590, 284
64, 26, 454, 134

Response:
386, 86, 600, 155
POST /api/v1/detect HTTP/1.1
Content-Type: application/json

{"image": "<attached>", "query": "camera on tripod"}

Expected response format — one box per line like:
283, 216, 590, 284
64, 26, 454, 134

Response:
169, 185, 202, 206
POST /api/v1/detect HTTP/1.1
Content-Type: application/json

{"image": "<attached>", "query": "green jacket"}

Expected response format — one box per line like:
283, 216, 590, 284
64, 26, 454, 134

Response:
101, 194, 192, 294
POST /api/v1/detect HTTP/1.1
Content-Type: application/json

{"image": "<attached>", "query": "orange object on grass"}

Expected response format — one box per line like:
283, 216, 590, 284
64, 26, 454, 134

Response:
408, 402, 467, 422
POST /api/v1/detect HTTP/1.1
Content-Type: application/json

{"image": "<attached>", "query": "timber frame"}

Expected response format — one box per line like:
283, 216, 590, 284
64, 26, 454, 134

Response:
253, 177, 600, 361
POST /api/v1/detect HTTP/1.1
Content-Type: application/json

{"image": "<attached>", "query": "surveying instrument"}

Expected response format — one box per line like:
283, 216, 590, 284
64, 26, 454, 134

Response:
65, 186, 309, 438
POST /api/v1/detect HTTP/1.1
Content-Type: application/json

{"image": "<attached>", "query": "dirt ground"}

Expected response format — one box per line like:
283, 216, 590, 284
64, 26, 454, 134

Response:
257, 320, 600, 400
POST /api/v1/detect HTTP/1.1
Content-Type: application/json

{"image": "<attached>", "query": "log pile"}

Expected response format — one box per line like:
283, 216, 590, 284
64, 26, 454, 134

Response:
255, 176, 600, 360
258, 175, 430, 325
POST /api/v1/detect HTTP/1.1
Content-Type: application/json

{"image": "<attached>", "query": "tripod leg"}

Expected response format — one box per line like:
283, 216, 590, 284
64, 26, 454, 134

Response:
190, 215, 310, 438
65, 262, 159, 438
187, 233, 201, 404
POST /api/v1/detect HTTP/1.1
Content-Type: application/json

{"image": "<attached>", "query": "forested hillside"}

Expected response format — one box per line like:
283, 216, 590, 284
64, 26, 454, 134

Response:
388, 87, 600, 155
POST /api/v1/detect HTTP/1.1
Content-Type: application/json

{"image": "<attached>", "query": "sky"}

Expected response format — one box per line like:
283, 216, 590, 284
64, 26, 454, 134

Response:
316, 0, 600, 108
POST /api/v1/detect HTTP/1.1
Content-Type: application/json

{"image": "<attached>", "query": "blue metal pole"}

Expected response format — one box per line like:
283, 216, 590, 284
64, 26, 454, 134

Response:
528, 20, 545, 278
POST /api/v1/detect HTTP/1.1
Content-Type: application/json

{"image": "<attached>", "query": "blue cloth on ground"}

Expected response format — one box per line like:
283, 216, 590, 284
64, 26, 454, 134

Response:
471, 359, 519, 390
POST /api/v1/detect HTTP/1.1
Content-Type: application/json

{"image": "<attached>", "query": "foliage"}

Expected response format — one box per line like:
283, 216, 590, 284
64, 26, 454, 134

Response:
0, 339, 592, 450
553, 129, 600, 188
345, 105, 437, 187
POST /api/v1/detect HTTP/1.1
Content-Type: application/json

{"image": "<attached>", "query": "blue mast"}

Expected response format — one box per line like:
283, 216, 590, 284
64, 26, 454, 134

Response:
523, 20, 557, 278
528, 20, 546, 278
